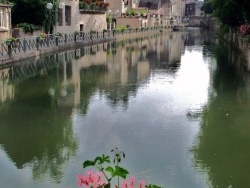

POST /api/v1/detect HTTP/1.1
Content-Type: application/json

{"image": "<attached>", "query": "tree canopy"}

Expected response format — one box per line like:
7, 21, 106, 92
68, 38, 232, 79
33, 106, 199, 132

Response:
202, 0, 250, 28
9, 0, 47, 26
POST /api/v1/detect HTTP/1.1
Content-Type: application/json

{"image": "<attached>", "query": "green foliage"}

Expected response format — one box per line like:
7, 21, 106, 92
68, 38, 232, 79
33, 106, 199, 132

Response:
55, 32, 63, 37
79, 2, 89, 9
115, 25, 126, 32
5, 37, 16, 43
79, 148, 162, 188
106, 15, 112, 23
82, 148, 128, 184
126, 9, 131, 16
131, 9, 136, 16
200, 0, 213, 16
140, 9, 147, 15
10, 0, 46, 26
74, 31, 80, 35
211, 0, 245, 27
16, 23, 41, 33
146, 184, 162, 188
217, 25, 229, 38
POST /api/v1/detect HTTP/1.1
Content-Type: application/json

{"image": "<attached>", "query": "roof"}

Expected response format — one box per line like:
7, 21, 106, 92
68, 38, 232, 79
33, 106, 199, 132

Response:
138, 0, 161, 10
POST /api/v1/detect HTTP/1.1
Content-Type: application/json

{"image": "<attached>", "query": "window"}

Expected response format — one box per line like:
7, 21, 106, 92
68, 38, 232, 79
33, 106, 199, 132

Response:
0, 8, 7, 28
65, 6, 71, 26
58, 9, 63, 26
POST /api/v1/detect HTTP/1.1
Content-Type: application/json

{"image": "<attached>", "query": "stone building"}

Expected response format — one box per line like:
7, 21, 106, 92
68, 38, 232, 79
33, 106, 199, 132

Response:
57, 0, 107, 33
0, 1, 13, 40
184, 0, 203, 16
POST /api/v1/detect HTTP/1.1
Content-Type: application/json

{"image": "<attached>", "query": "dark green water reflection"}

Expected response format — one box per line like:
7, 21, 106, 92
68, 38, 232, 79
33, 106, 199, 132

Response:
191, 40, 250, 188
0, 28, 249, 188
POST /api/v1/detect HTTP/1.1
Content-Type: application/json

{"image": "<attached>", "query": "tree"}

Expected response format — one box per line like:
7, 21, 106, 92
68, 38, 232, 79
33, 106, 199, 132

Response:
201, 0, 214, 16
9, 0, 46, 26
242, 0, 250, 23
9, 0, 59, 33
211, 0, 250, 28
211, 0, 245, 28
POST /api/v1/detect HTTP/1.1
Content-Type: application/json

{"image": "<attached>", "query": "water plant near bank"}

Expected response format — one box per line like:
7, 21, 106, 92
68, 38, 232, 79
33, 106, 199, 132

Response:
77, 148, 162, 188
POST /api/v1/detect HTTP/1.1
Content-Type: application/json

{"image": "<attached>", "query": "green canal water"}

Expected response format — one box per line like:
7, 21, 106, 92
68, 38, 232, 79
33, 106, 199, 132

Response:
0, 28, 249, 188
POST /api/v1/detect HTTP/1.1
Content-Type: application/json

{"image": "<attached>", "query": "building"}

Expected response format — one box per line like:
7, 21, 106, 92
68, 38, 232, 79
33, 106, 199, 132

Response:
57, 0, 107, 33
111, 0, 169, 28
184, 0, 204, 16
0, 1, 13, 40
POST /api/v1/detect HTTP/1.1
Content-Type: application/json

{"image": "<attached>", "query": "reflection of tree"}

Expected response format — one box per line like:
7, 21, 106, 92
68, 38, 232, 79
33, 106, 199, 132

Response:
100, 66, 139, 108
79, 64, 139, 110
191, 42, 250, 187
79, 65, 108, 115
0, 69, 77, 183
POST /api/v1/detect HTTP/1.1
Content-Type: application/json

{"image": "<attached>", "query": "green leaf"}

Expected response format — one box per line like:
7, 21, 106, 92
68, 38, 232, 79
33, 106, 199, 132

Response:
146, 184, 162, 188
94, 156, 102, 164
105, 166, 115, 176
83, 160, 95, 168
113, 166, 129, 179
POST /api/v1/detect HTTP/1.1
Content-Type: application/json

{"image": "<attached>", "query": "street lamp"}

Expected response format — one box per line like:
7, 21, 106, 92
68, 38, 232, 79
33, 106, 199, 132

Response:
46, 1, 65, 34
107, 10, 112, 31
113, 10, 119, 28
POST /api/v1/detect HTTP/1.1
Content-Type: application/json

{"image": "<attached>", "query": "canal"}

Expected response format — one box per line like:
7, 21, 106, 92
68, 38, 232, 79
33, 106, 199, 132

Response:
0, 28, 249, 188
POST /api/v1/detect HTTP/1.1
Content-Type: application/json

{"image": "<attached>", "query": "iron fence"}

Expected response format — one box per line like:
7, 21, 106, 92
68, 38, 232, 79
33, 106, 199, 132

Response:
0, 26, 169, 59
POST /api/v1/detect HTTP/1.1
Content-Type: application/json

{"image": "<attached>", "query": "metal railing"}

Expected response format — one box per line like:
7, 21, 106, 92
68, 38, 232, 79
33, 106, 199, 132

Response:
0, 25, 171, 60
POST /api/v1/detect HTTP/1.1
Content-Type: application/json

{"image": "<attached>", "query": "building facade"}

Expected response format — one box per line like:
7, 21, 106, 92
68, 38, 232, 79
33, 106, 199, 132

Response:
0, 1, 12, 40
57, 0, 107, 33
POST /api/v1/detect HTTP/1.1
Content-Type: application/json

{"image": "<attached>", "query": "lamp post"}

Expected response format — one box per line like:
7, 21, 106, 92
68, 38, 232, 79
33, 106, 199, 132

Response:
46, 0, 65, 34
107, 10, 112, 31
113, 10, 119, 28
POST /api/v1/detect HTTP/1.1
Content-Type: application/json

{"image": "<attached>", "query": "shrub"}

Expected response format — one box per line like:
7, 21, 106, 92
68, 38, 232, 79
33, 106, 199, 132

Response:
116, 25, 126, 32
131, 9, 136, 16
16, 23, 41, 33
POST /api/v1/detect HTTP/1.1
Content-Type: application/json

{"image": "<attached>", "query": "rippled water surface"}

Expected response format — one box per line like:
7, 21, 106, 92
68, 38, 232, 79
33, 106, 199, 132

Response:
1, 28, 250, 188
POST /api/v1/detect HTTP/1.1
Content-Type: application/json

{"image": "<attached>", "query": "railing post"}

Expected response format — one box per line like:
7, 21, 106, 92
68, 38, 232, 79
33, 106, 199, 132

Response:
23, 38, 27, 53
55, 37, 59, 46
7, 44, 12, 58
36, 38, 39, 50
64, 33, 67, 44
74, 34, 77, 43
46, 37, 49, 47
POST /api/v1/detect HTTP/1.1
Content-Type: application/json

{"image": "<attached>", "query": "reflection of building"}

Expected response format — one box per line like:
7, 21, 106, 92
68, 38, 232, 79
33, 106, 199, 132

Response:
0, 1, 13, 40
0, 68, 14, 103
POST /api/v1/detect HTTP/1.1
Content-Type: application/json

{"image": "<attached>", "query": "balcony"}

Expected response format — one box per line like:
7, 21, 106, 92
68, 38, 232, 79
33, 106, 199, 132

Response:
79, 0, 109, 14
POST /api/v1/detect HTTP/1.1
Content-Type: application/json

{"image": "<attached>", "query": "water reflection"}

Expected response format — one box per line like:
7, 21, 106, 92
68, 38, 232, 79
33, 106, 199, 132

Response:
191, 39, 250, 187
0, 29, 220, 187
0, 68, 78, 183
